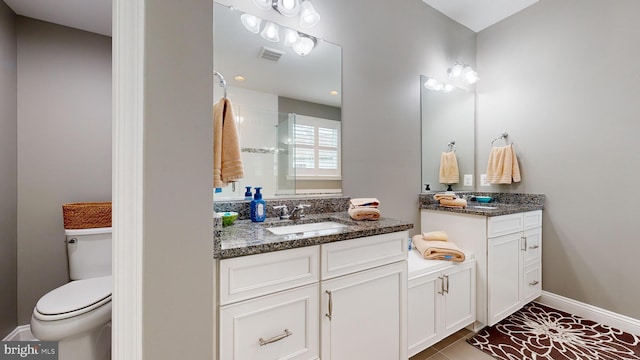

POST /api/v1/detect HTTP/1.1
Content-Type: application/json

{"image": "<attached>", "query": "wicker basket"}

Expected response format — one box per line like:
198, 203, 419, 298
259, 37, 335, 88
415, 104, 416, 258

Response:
62, 202, 112, 229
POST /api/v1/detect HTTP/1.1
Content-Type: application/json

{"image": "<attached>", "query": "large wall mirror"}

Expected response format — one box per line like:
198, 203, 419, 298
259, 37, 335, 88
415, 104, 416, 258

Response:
420, 74, 475, 192
214, 2, 342, 200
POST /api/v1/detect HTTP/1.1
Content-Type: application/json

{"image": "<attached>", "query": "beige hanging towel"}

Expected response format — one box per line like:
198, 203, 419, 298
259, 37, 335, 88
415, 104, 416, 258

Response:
439, 151, 459, 184
486, 144, 521, 184
213, 98, 244, 188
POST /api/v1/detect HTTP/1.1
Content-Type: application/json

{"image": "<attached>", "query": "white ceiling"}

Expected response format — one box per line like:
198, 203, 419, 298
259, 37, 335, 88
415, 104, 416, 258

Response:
422, 0, 539, 32
3, 0, 111, 36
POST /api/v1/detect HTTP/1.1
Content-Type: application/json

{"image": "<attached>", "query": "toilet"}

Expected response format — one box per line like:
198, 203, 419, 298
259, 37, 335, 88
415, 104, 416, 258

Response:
31, 227, 112, 360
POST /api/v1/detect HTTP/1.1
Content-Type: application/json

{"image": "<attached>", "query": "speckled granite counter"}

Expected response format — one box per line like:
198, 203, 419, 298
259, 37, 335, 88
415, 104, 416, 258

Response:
419, 192, 545, 217
214, 212, 413, 259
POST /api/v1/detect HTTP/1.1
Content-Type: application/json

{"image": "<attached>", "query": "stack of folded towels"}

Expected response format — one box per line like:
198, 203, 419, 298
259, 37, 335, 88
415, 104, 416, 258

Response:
412, 231, 465, 262
433, 192, 467, 209
348, 198, 380, 221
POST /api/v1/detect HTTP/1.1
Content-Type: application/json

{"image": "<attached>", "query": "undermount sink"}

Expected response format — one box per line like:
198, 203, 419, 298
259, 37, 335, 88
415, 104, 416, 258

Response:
266, 221, 348, 235
469, 205, 498, 210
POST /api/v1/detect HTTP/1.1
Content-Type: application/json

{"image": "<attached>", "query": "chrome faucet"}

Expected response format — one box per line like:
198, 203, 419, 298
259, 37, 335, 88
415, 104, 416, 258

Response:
273, 205, 290, 220
290, 204, 311, 220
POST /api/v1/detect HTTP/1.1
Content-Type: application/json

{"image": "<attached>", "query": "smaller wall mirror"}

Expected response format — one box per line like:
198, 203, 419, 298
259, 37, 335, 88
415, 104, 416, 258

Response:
421, 75, 475, 192
214, 2, 342, 200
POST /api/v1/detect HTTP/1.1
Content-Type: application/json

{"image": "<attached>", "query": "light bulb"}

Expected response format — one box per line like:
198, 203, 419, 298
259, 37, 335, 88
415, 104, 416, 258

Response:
292, 36, 315, 56
424, 78, 441, 91
464, 70, 479, 84
442, 84, 455, 93
299, 1, 320, 28
260, 22, 280, 42
240, 14, 262, 34
448, 63, 464, 78
275, 0, 300, 16
283, 28, 299, 47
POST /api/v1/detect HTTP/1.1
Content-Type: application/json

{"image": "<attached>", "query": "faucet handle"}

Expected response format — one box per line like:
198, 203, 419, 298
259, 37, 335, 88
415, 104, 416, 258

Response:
273, 205, 290, 219
296, 204, 311, 209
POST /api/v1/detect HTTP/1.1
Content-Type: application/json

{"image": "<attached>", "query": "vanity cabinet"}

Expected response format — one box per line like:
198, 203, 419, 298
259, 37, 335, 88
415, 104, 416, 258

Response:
218, 231, 408, 360
421, 209, 542, 329
487, 212, 542, 325
407, 250, 476, 357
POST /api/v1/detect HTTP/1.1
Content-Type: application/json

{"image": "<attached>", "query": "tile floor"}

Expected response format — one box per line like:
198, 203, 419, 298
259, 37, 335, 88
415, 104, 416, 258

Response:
409, 328, 495, 360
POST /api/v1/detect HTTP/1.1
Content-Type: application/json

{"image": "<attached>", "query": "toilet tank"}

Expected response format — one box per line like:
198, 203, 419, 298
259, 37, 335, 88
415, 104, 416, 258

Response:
65, 227, 112, 280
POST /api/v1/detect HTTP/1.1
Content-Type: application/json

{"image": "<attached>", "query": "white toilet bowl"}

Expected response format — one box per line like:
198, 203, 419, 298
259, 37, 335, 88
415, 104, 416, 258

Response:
31, 276, 112, 360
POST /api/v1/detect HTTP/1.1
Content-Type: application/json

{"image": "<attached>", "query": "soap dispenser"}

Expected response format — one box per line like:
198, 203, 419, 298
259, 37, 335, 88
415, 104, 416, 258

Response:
250, 187, 266, 222
244, 186, 253, 201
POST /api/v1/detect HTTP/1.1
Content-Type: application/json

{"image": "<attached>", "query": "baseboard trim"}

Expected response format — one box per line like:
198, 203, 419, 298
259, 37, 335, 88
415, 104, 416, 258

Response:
537, 291, 640, 336
2, 325, 33, 341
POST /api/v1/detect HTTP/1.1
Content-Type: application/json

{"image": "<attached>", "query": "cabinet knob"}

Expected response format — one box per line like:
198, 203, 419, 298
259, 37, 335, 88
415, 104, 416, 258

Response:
529, 280, 540, 286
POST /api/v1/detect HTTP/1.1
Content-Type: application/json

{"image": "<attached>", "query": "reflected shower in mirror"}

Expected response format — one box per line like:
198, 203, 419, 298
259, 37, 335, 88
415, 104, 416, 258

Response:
214, 2, 342, 200
421, 75, 475, 192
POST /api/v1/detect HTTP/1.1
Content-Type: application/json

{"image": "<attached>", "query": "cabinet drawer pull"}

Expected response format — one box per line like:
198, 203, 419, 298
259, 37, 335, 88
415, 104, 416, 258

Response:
437, 276, 444, 295
325, 290, 333, 320
529, 245, 540, 250
529, 280, 539, 286
259, 329, 292, 346
444, 274, 449, 294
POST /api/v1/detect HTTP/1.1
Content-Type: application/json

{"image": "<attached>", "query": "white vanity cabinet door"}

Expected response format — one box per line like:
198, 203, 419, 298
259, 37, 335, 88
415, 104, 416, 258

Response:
487, 232, 522, 326
320, 261, 407, 360
408, 271, 440, 357
219, 284, 320, 360
441, 262, 476, 338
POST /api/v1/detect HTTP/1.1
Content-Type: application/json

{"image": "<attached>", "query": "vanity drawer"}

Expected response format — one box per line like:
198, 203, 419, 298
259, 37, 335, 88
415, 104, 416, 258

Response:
321, 231, 408, 280
487, 213, 523, 238
220, 246, 319, 305
523, 227, 542, 266
220, 284, 319, 360
523, 263, 541, 303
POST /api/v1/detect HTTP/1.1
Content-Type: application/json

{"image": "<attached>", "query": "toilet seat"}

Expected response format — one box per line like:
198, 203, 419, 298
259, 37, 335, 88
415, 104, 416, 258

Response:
34, 275, 112, 321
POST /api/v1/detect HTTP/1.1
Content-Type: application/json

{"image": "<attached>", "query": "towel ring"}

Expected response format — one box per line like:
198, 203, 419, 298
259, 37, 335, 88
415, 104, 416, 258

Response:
490, 132, 510, 146
214, 71, 228, 98
447, 140, 456, 152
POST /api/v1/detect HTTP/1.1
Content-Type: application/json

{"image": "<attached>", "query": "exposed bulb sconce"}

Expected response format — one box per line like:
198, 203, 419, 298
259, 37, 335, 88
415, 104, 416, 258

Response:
250, 0, 320, 28
448, 61, 479, 85
240, 13, 262, 34
260, 21, 281, 42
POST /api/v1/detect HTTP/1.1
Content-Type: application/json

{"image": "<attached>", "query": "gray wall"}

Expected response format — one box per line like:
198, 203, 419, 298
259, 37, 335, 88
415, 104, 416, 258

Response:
16, 17, 111, 324
476, 0, 640, 319
143, 0, 214, 357
0, 1, 17, 338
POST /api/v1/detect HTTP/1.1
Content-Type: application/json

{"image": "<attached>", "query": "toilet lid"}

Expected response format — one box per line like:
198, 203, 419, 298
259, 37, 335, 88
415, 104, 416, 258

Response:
35, 275, 112, 320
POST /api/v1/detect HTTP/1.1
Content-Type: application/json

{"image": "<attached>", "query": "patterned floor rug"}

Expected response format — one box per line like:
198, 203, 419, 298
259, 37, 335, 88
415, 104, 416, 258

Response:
468, 302, 640, 360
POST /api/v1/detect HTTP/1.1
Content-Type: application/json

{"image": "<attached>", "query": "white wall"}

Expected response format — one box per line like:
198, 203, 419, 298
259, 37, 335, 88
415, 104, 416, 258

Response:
0, 0, 17, 338
16, 17, 111, 324
476, 0, 640, 319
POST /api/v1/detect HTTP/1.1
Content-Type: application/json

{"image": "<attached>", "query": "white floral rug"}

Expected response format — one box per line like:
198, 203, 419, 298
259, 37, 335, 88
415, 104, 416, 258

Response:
468, 302, 640, 360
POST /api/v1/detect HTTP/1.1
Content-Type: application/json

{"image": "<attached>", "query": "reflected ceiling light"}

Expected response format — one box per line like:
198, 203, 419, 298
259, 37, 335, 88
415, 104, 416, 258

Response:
234, 75, 246, 82
329, 90, 339, 96
299, 0, 320, 28
240, 14, 262, 34
274, 0, 300, 16
448, 61, 479, 85
442, 84, 455, 93
424, 77, 443, 91
252, 0, 272, 11
260, 21, 281, 42
292, 34, 316, 56
283, 28, 300, 46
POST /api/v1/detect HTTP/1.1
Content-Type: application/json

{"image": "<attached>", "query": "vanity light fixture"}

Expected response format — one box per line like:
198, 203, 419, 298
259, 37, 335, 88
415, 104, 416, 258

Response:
299, 0, 321, 28
291, 34, 317, 56
424, 77, 444, 91
442, 83, 455, 93
283, 28, 300, 46
274, 0, 301, 16
240, 13, 262, 34
250, 0, 320, 28
260, 21, 281, 42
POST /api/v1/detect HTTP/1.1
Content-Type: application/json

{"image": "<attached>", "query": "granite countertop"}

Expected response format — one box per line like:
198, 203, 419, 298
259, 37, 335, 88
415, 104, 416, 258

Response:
419, 192, 545, 217
215, 212, 414, 259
